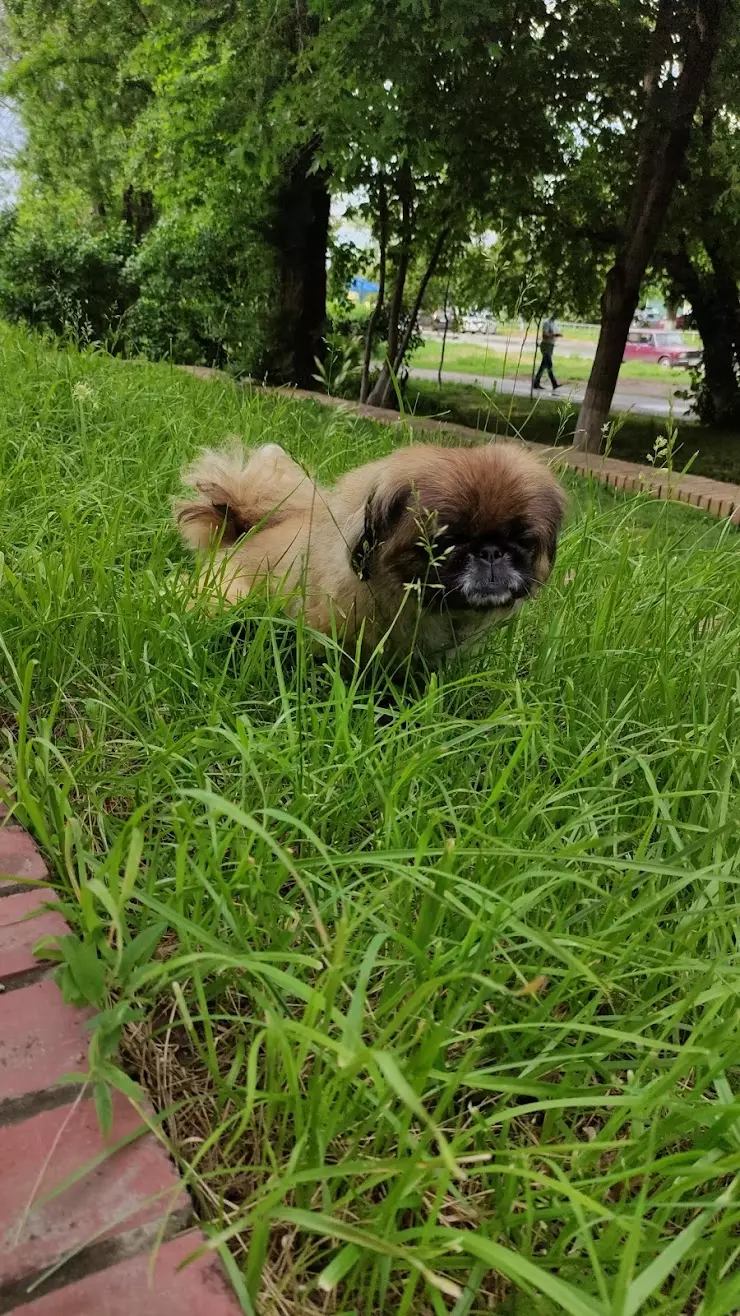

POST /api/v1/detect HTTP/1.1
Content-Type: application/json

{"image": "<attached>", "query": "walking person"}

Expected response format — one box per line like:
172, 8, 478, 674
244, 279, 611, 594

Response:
534, 314, 562, 390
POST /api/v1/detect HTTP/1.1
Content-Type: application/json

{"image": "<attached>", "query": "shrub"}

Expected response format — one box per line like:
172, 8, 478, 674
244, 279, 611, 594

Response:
0, 211, 135, 343
123, 210, 275, 374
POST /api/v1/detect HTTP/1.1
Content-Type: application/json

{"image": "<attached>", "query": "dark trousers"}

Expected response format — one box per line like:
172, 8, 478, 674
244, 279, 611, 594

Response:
535, 348, 557, 387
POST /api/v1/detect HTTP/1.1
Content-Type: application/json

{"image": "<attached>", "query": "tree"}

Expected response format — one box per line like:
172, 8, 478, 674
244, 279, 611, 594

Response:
5, 0, 735, 416
656, 22, 740, 428
291, 0, 574, 409
0, 0, 329, 383
575, 0, 726, 452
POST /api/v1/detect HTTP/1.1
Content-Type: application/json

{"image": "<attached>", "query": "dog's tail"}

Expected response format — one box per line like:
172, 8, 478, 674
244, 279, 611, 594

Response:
174, 442, 312, 550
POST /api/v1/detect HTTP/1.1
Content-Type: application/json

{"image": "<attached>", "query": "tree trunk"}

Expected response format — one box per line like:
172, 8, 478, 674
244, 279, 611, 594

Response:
438, 270, 452, 388
366, 260, 408, 408
367, 225, 448, 411
696, 304, 740, 427
263, 145, 331, 389
122, 185, 155, 242
707, 244, 740, 383
393, 226, 449, 367
665, 242, 740, 427
575, 0, 724, 452
576, 273, 641, 448
367, 162, 413, 408
360, 178, 388, 404
664, 296, 679, 329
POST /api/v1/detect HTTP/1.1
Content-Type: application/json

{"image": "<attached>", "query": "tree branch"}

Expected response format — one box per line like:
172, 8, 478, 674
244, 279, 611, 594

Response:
360, 174, 388, 403
393, 224, 450, 370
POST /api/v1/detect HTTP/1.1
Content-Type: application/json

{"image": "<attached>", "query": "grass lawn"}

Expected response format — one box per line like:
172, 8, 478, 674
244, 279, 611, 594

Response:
2, 324, 740, 1315
411, 341, 692, 388
491, 323, 702, 349
406, 378, 740, 485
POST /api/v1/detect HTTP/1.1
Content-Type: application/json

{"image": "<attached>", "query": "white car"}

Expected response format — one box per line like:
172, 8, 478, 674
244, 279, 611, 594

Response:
431, 308, 458, 331
462, 313, 497, 335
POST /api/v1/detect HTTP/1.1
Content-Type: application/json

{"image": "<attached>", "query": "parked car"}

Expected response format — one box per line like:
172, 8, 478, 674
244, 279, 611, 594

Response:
461, 313, 498, 335
623, 330, 702, 369
634, 309, 664, 329
431, 308, 456, 331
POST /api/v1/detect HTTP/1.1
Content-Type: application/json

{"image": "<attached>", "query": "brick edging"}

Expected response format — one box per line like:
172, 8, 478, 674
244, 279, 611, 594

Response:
176, 365, 740, 525
0, 807, 241, 1315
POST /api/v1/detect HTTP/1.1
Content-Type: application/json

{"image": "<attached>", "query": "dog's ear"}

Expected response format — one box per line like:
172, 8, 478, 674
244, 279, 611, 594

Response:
526, 481, 568, 577
350, 484, 411, 579
534, 482, 568, 564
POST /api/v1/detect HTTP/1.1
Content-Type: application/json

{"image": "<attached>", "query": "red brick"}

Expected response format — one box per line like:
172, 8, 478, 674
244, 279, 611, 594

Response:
0, 1094, 189, 1286
8, 1230, 242, 1315
0, 826, 48, 887
0, 978, 92, 1103
0, 890, 68, 980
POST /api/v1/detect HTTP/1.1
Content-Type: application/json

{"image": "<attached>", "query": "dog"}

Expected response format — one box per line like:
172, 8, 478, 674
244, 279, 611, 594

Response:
175, 439, 566, 667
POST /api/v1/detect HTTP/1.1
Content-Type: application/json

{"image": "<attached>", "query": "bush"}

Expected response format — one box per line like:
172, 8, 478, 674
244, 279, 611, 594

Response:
0, 204, 276, 374
123, 210, 274, 373
0, 211, 135, 343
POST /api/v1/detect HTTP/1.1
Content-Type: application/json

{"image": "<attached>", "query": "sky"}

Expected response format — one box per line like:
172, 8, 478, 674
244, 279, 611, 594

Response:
0, 99, 23, 207
331, 191, 373, 249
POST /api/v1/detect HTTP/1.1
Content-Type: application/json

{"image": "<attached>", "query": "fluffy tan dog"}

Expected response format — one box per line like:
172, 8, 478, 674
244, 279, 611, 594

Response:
175, 439, 566, 666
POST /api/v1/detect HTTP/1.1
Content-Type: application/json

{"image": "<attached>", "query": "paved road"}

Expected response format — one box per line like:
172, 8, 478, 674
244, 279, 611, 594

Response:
408, 366, 693, 421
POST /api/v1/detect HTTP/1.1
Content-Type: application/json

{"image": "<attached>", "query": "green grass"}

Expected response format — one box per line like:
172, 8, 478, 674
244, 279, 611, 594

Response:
411, 342, 691, 387
491, 323, 702, 349
406, 379, 740, 484
2, 323, 740, 1315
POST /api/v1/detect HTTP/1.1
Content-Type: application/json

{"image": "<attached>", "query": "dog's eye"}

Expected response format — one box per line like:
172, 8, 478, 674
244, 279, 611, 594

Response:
432, 534, 457, 559
434, 530, 456, 549
515, 530, 539, 554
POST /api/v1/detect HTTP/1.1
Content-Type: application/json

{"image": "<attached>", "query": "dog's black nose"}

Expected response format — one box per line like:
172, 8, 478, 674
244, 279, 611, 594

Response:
480, 544, 503, 563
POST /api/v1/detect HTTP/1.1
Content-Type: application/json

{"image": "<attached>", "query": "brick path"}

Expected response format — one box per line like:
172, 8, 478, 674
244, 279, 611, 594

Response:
0, 803, 241, 1316
178, 366, 740, 525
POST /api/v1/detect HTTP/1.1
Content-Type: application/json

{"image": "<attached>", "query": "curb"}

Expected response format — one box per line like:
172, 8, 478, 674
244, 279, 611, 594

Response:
177, 366, 740, 526
0, 804, 242, 1316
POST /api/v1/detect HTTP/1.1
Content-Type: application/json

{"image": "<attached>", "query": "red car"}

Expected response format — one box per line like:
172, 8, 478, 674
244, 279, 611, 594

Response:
623, 330, 702, 369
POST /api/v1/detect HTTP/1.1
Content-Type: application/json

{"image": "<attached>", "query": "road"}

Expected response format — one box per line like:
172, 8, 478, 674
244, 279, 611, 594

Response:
408, 366, 692, 421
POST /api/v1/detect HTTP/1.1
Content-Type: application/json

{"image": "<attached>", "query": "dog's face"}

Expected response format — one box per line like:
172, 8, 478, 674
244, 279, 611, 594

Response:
351, 444, 566, 619
421, 515, 547, 611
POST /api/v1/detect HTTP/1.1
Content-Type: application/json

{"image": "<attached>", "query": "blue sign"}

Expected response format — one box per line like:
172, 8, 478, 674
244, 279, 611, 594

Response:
350, 277, 380, 295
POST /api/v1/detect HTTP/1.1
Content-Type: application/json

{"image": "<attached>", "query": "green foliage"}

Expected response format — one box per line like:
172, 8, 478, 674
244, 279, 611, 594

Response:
3, 0, 740, 416
124, 210, 274, 371
327, 238, 368, 310
0, 0, 309, 372
0, 210, 135, 342
312, 328, 362, 395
